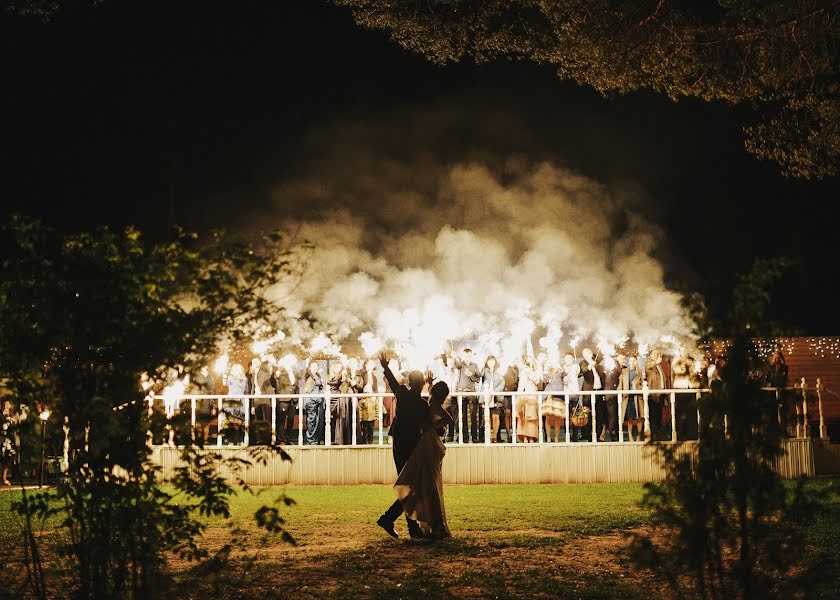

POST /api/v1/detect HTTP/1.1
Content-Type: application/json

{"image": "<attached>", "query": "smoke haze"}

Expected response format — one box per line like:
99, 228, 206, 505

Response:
253, 96, 695, 365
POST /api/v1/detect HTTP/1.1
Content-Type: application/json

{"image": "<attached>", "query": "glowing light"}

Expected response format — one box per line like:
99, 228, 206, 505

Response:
251, 330, 286, 354
310, 332, 342, 357
278, 353, 297, 369
213, 354, 229, 375
358, 331, 383, 357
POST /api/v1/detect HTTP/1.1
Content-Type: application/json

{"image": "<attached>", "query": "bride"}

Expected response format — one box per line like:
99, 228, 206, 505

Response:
393, 380, 454, 539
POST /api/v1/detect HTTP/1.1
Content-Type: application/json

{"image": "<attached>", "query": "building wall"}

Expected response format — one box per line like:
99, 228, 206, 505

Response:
777, 337, 840, 435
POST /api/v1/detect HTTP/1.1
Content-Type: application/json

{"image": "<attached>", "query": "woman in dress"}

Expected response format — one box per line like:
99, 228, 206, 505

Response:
222, 363, 248, 444
481, 356, 505, 443
516, 358, 540, 443
542, 364, 566, 442
562, 353, 583, 441
302, 360, 325, 445
358, 358, 379, 445
394, 381, 454, 539
621, 355, 644, 442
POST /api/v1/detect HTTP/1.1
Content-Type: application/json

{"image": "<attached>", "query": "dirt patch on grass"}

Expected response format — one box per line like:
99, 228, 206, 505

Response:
173, 524, 676, 599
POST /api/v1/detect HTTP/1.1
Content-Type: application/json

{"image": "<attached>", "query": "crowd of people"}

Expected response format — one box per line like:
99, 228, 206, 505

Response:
161, 345, 791, 447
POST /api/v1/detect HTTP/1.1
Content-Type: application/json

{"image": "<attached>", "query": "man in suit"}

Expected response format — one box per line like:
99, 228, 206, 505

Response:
272, 362, 297, 444
645, 350, 671, 441
579, 348, 605, 442
498, 362, 519, 443
454, 348, 482, 443
248, 356, 275, 444
376, 352, 429, 539
602, 353, 626, 441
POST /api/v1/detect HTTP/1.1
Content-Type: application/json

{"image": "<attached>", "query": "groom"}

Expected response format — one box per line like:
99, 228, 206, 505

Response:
376, 351, 428, 539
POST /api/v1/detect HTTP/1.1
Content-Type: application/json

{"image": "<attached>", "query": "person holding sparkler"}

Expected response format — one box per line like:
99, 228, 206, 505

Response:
621, 355, 645, 442
272, 357, 298, 444
222, 363, 248, 445
645, 350, 671, 441
376, 351, 428, 539
542, 361, 567, 443
358, 358, 379, 445
189, 365, 216, 443
302, 361, 325, 445
562, 352, 583, 441
579, 348, 604, 442
516, 357, 541, 443
602, 353, 625, 442
480, 355, 505, 443
454, 349, 482, 443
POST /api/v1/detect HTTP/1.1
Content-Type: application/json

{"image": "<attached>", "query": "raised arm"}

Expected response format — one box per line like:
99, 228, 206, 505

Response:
379, 352, 400, 392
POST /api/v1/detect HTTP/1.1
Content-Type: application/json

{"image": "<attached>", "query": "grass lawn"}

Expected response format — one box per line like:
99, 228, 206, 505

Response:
2, 479, 839, 599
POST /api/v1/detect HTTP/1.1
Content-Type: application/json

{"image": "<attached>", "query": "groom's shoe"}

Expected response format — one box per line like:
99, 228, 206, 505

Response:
376, 516, 399, 538
407, 523, 423, 540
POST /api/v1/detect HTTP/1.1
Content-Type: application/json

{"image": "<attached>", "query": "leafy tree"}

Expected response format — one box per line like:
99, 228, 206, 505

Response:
0, 217, 301, 599
631, 257, 820, 599
335, 0, 840, 179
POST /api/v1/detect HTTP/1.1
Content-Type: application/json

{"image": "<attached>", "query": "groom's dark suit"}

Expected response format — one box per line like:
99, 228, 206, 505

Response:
380, 362, 428, 534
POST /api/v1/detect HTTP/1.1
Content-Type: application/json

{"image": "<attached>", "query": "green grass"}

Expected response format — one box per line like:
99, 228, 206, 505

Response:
2, 479, 839, 599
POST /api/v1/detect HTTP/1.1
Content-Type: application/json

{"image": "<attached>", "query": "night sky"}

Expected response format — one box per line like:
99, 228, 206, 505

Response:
2, 1, 839, 334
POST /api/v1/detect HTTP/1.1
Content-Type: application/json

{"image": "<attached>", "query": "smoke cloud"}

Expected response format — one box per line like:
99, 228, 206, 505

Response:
251, 96, 695, 366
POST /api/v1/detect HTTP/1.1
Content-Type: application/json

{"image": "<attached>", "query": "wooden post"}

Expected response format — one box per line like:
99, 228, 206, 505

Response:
217, 397, 223, 447
590, 392, 597, 443
377, 395, 384, 446
298, 394, 304, 447
147, 396, 154, 447
696, 392, 701, 436
457, 394, 464, 445
776, 388, 782, 427
512, 394, 518, 444
484, 390, 492, 445
670, 392, 677, 442
352, 395, 358, 446
642, 381, 651, 439
617, 392, 624, 443
271, 396, 277, 445
324, 385, 331, 447
817, 378, 827, 440
243, 397, 250, 447
564, 393, 571, 444
538, 394, 544, 444
801, 378, 809, 439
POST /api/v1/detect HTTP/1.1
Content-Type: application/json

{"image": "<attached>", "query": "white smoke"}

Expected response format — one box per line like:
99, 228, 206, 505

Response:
262, 159, 694, 367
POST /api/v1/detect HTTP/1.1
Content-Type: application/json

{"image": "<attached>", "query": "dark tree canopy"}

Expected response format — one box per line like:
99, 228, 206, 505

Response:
336, 0, 840, 179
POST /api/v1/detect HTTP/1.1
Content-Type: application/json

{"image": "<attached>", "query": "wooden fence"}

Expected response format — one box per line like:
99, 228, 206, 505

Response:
151, 438, 816, 486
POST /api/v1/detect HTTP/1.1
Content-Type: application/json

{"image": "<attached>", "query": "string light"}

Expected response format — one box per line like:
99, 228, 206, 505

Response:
806, 337, 840, 360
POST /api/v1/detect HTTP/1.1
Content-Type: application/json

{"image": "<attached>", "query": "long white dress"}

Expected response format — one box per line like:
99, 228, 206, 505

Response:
516, 367, 540, 440
393, 403, 452, 538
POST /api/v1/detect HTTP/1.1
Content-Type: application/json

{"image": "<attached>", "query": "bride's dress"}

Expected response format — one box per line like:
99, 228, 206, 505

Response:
393, 402, 451, 538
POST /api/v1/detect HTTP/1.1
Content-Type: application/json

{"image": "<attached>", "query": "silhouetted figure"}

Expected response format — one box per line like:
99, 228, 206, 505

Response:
376, 352, 428, 539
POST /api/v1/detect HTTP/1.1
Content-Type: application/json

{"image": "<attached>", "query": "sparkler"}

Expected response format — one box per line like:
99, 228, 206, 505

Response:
251, 330, 286, 354
213, 354, 230, 375
570, 335, 580, 359
278, 353, 297, 370
309, 331, 342, 357
358, 331, 383, 357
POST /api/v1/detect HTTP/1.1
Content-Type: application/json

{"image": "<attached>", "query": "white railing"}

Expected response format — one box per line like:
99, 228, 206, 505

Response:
144, 380, 828, 448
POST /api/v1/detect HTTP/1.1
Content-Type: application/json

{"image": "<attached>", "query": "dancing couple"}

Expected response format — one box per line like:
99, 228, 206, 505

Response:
376, 351, 453, 540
